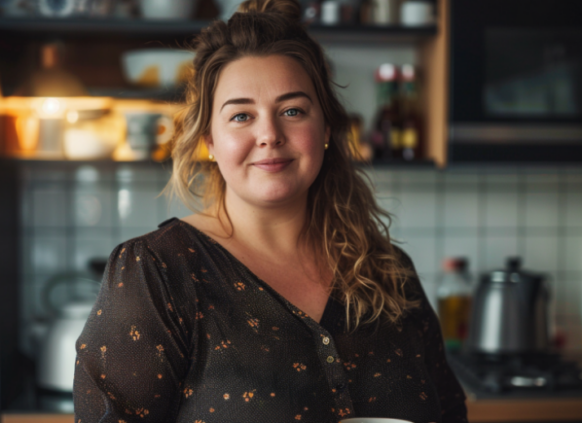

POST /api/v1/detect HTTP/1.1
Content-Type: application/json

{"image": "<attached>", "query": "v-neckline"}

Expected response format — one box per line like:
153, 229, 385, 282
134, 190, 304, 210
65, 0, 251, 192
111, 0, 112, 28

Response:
175, 217, 336, 327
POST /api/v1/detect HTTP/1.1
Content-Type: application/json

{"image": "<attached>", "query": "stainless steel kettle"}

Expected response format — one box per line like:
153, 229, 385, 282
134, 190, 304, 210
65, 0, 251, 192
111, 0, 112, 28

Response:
467, 257, 550, 354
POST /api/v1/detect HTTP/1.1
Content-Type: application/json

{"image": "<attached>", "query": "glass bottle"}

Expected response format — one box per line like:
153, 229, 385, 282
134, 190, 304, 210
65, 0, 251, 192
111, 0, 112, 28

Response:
437, 257, 473, 352
371, 63, 401, 160
398, 64, 423, 161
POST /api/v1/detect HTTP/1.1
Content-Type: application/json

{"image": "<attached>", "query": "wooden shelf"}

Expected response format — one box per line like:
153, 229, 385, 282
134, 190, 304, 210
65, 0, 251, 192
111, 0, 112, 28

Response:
0, 17, 211, 38
0, 17, 436, 43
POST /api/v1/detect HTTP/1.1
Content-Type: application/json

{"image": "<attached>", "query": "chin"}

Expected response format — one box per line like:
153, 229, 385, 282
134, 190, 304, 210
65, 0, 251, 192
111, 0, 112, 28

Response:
251, 184, 306, 206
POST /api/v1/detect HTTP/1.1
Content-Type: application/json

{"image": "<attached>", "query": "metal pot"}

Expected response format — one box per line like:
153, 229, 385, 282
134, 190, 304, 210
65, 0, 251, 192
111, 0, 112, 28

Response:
468, 257, 550, 354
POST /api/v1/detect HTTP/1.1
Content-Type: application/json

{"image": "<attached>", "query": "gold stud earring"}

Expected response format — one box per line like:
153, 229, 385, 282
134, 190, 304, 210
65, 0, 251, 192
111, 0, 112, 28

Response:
208, 154, 214, 161
324, 143, 329, 150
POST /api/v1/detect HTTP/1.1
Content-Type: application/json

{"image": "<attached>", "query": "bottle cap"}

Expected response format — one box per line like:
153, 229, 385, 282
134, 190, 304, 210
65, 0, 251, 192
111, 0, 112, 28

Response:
401, 64, 417, 81
442, 257, 468, 272
375, 64, 399, 82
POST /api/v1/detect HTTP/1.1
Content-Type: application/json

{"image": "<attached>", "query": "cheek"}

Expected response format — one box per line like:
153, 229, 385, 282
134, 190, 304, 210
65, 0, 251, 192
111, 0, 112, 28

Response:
294, 125, 326, 157
211, 127, 253, 164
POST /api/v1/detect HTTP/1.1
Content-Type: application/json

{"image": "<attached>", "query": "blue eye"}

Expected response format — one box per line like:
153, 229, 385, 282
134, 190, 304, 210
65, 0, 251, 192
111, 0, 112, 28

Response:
284, 108, 300, 117
232, 113, 249, 122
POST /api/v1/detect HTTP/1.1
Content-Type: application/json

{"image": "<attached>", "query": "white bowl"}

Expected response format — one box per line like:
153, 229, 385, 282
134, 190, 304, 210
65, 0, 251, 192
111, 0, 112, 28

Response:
140, 0, 197, 19
121, 49, 195, 87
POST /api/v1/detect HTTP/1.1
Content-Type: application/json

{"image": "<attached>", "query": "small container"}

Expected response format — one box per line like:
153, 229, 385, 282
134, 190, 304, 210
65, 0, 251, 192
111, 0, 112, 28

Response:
400, 0, 434, 26
320, 0, 341, 25
302, 1, 321, 24
372, 0, 398, 25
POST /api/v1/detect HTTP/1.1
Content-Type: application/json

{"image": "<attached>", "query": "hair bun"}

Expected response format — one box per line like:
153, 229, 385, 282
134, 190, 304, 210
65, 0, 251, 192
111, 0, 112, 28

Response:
236, 0, 302, 23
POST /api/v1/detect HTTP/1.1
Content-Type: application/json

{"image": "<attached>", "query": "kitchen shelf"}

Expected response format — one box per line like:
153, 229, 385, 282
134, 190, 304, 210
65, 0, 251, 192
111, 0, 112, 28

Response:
0, 17, 436, 43
0, 17, 211, 37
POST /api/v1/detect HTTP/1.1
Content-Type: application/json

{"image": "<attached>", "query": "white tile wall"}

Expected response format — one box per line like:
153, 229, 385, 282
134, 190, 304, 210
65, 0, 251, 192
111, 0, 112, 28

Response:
443, 191, 480, 229
484, 170, 520, 190
31, 186, 68, 227
525, 191, 560, 228
482, 235, 520, 271
117, 188, 161, 228
31, 234, 68, 273
73, 187, 114, 228
566, 191, 582, 229
398, 190, 437, 229
397, 235, 438, 276
523, 234, 560, 276
484, 191, 519, 228
565, 236, 582, 274
18, 164, 582, 351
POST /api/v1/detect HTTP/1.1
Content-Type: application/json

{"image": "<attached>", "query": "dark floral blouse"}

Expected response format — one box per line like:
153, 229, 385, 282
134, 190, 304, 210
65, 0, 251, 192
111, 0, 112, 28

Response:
74, 217, 468, 423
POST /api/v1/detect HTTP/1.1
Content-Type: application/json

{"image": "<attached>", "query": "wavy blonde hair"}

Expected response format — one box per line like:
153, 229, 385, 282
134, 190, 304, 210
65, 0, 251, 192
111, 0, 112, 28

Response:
170, 0, 420, 328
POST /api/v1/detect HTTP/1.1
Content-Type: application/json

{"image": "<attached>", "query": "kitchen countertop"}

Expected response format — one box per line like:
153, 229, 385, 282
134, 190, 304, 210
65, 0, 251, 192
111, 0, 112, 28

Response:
3, 397, 582, 423
466, 397, 582, 422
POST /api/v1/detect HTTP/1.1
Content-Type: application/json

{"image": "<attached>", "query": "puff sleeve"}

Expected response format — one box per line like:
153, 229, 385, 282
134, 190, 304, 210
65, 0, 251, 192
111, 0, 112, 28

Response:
73, 240, 191, 423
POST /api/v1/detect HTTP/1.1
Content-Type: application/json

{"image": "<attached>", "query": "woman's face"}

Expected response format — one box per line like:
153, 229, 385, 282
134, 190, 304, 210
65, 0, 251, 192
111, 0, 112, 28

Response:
207, 54, 330, 209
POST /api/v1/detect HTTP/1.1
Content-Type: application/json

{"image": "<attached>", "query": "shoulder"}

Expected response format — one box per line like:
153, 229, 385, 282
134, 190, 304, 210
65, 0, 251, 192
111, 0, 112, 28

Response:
391, 244, 421, 291
391, 243, 416, 271
104, 218, 207, 286
119, 217, 201, 260
390, 243, 431, 314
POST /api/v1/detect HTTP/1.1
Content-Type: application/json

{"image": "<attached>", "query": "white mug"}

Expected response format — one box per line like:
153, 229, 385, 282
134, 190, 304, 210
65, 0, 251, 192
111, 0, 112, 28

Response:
340, 419, 414, 423
124, 112, 173, 160
320, 0, 341, 25
400, 0, 434, 26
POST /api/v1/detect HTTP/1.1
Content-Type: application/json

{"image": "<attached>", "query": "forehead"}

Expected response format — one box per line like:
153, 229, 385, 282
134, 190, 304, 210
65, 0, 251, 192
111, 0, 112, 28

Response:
213, 55, 316, 103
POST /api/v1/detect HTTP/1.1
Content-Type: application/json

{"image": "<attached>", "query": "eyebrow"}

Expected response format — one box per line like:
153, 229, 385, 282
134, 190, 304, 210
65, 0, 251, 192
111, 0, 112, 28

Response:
220, 91, 313, 111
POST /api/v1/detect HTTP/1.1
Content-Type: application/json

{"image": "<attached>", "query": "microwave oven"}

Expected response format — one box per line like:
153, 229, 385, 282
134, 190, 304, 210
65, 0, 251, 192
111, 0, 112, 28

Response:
448, 0, 582, 162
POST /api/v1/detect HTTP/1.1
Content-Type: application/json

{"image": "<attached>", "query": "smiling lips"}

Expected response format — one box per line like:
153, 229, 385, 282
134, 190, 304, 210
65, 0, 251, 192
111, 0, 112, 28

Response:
252, 158, 294, 172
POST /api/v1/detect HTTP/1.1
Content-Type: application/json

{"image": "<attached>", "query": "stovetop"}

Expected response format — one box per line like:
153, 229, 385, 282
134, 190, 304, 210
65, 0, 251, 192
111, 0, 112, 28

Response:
447, 351, 582, 399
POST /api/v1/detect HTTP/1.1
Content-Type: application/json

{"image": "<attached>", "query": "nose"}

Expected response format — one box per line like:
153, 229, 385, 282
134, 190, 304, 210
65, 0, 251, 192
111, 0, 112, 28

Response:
256, 114, 285, 148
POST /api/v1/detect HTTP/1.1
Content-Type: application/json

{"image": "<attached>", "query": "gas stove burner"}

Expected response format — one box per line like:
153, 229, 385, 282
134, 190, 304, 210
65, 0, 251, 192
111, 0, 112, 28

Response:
510, 376, 547, 388
447, 351, 582, 396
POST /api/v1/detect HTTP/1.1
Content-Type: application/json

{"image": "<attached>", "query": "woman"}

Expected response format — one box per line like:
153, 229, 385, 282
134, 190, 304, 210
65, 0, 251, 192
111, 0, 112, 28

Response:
73, 0, 468, 422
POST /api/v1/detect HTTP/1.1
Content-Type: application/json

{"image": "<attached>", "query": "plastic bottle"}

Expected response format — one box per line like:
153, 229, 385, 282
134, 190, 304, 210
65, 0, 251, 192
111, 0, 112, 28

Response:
437, 257, 473, 352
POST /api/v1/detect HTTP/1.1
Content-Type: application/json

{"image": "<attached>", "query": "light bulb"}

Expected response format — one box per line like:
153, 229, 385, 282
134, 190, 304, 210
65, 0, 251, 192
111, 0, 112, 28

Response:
41, 98, 62, 117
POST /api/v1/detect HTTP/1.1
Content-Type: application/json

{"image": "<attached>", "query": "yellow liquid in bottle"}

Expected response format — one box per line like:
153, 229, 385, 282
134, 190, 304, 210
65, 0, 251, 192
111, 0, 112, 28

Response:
437, 295, 472, 350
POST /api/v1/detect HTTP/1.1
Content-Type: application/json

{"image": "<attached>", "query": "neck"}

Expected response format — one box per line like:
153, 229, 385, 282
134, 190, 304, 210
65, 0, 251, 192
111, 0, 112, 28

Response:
216, 189, 311, 256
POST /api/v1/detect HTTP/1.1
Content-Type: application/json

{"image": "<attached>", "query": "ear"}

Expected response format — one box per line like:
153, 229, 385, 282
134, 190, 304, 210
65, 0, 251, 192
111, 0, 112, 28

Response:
204, 133, 214, 155
325, 125, 331, 144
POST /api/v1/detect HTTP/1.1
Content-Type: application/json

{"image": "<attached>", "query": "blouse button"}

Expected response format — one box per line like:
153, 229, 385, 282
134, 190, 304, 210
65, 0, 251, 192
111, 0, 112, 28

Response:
326, 356, 334, 364
322, 336, 330, 345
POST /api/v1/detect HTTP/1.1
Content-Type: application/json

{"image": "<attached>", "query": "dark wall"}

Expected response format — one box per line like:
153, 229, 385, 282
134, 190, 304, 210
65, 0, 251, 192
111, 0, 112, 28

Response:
0, 158, 21, 410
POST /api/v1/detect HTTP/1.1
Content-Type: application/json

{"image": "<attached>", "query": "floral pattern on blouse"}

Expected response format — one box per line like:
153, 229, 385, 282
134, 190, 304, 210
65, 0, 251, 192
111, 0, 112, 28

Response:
74, 218, 468, 423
